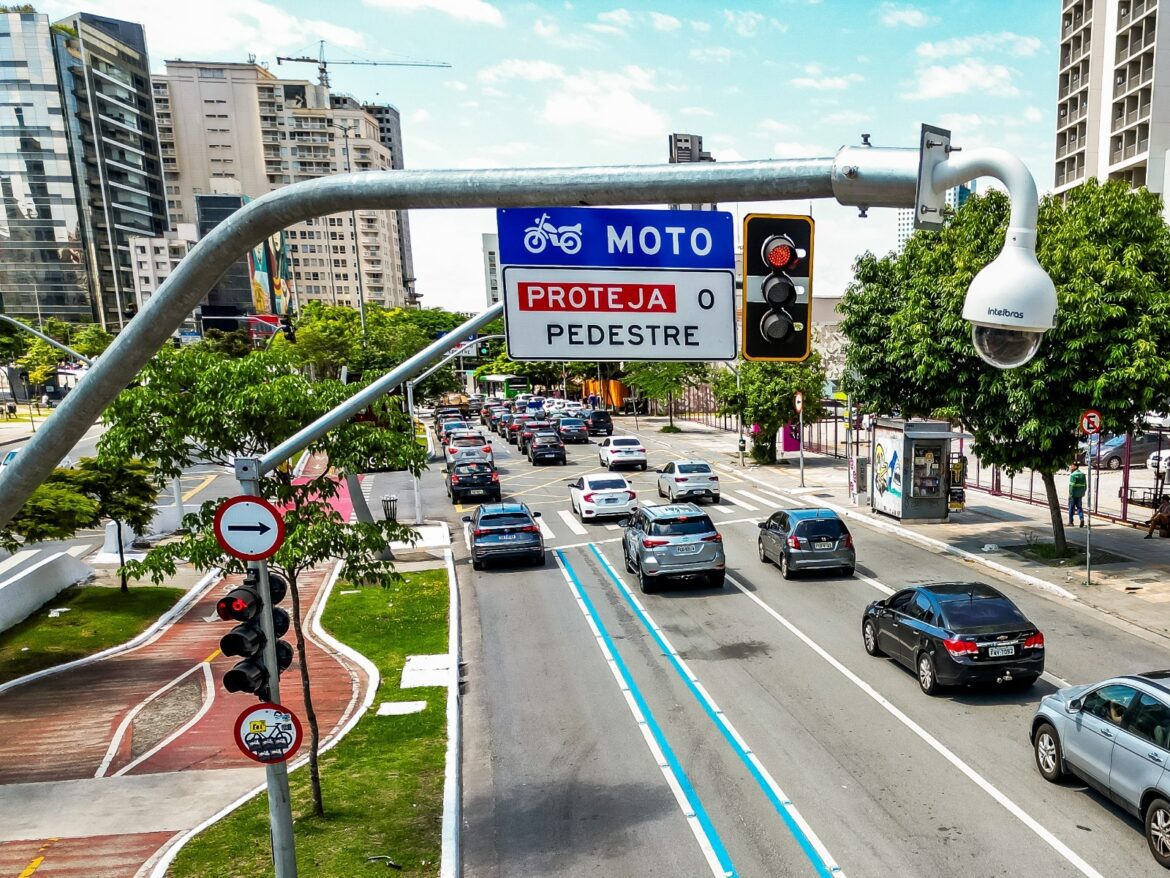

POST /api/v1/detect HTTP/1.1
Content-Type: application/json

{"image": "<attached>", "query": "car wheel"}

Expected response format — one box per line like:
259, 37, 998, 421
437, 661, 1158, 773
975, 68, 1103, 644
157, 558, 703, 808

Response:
668, 488, 675, 502
841, 565, 855, 577
1107, 456, 1122, 470
711, 494, 720, 504
707, 571, 725, 589
638, 567, 657, 593
1146, 797, 1170, 868
639, 462, 647, 471
917, 652, 941, 696
623, 545, 636, 573
657, 483, 664, 497
607, 461, 614, 471
862, 619, 884, 657
1031, 722, 1065, 781
532, 552, 546, 568
780, 552, 795, 580
472, 559, 484, 571
758, 538, 770, 564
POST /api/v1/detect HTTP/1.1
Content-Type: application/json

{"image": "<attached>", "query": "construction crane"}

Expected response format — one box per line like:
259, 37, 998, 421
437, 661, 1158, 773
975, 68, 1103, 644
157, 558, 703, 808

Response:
275, 40, 449, 89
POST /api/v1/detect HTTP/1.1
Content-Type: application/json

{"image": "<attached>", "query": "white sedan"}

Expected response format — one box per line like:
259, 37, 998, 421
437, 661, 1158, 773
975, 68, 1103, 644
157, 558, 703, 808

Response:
443, 431, 494, 465
598, 436, 647, 471
656, 459, 720, 503
569, 474, 637, 520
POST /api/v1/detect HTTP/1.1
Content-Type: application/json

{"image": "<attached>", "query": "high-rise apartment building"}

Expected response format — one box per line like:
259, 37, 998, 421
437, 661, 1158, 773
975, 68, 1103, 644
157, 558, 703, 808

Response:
0, 10, 166, 330
154, 61, 409, 311
362, 101, 418, 305
896, 183, 976, 249
668, 132, 716, 211
1055, 0, 1167, 194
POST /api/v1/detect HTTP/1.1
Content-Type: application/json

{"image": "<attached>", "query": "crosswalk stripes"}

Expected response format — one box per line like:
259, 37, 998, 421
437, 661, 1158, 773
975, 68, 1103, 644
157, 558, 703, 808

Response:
723, 493, 759, 512
557, 509, 588, 535
604, 524, 621, 531
710, 504, 739, 516
736, 489, 783, 509
538, 517, 555, 539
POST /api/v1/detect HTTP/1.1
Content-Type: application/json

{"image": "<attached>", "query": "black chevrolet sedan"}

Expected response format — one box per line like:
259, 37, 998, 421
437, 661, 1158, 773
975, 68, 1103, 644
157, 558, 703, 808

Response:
861, 582, 1045, 695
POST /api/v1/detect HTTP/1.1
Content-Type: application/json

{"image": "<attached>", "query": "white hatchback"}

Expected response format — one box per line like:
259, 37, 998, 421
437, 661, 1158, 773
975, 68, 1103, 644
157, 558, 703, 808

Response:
656, 460, 720, 503
569, 474, 637, 520
598, 436, 647, 471
443, 431, 494, 465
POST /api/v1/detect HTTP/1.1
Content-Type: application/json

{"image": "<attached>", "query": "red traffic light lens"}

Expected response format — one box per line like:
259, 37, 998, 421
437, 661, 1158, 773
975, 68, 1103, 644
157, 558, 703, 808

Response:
216, 587, 262, 622
761, 235, 798, 271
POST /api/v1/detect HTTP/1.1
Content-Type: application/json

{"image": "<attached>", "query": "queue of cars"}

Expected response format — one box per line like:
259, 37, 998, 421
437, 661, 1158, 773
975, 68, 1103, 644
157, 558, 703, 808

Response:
444, 398, 1170, 867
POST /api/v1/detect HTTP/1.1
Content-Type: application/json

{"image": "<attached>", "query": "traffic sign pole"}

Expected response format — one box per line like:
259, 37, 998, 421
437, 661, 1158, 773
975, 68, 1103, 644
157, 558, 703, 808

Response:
795, 392, 805, 487
234, 457, 297, 878
1079, 409, 1101, 588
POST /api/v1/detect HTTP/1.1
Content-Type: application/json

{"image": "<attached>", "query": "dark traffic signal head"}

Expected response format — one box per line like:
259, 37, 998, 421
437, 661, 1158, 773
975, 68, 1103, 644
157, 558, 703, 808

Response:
218, 570, 292, 699
742, 215, 813, 362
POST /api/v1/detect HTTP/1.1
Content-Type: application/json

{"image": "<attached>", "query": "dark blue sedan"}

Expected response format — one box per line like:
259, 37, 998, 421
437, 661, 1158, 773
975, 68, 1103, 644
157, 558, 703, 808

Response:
463, 503, 545, 571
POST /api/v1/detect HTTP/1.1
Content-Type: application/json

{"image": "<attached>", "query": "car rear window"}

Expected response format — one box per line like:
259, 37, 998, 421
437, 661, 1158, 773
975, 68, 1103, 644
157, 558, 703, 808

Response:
559, 419, 585, 426
613, 438, 640, 446
452, 437, 485, 447
534, 435, 561, 445
590, 412, 613, 422
455, 463, 493, 475
479, 513, 534, 528
939, 597, 1029, 629
678, 463, 711, 474
795, 518, 846, 539
586, 478, 628, 490
650, 516, 716, 536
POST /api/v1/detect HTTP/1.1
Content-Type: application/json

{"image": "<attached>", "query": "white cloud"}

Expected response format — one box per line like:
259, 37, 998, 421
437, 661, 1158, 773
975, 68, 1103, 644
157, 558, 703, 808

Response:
410, 108, 432, 123
478, 59, 565, 84
689, 19, 712, 32
916, 32, 1043, 60
723, 9, 764, 36
690, 46, 733, 63
822, 110, 870, 125
534, 18, 559, 38
598, 8, 633, 27
773, 140, 830, 158
444, 80, 468, 91
680, 106, 713, 116
791, 72, 863, 90
40, 0, 366, 66
879, 3, 935, 27
938, 112, 984, 132
362, 0, 504, 26
902, 58, 1018, 99
1023, 106, 1044, 122
585, 23, 626, 34
649, 11, 682, 31
481, 85, 507, 98
542, 66, 667, 141
713, 147, 746, 161
758, 119, 791, 134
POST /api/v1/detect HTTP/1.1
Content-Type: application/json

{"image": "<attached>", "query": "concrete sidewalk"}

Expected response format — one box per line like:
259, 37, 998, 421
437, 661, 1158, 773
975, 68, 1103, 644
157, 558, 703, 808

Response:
633, 415, 1170, 643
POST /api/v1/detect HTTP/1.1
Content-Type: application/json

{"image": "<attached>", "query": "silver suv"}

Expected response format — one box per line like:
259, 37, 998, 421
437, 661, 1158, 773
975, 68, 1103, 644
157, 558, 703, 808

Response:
1031, 671, 1170, 868
621, 503, 725, 593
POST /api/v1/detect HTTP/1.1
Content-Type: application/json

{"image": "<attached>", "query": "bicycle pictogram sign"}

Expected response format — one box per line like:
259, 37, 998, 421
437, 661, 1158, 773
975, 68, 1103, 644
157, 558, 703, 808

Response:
234, 702, 303, 764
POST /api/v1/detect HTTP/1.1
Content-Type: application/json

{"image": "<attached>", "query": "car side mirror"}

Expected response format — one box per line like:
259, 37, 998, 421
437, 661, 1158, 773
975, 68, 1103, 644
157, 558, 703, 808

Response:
1066, 699, 1082, 713
655, 468, 664, 473
532, 511, 542, 517
617, 515, 632, 528
461, 516, 471, 523
757, 521, 766, 529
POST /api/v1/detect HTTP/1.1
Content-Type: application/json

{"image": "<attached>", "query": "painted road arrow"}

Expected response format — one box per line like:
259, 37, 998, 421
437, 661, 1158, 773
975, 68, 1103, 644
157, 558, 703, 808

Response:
213, 496, 285, 561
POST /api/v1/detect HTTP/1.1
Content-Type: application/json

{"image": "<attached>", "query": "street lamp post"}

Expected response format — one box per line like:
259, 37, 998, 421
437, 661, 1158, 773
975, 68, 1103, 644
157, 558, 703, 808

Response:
331, 121, 367, 338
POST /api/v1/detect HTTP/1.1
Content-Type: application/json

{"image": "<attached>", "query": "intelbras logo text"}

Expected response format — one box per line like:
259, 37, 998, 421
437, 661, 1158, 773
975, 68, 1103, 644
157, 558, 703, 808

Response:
987, 307, 1025, 319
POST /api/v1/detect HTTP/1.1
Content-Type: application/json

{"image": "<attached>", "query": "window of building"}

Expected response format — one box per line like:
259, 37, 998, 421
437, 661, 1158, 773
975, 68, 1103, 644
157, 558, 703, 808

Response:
199, 68, 226, 79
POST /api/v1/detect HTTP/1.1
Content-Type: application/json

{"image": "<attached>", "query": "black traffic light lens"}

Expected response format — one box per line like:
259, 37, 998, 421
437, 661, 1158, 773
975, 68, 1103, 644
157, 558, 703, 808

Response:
762, 274, 797, 308
223, 659, 268, 694
220, 623, 265, 658
272, 607, 291, 639
760, 310, 794, 341
267, 573, 289, 604
275, 640, 294, 671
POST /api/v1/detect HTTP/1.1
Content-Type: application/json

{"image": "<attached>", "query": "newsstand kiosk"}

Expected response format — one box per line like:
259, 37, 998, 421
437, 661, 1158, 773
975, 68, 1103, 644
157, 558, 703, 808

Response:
869, 418, 965, 522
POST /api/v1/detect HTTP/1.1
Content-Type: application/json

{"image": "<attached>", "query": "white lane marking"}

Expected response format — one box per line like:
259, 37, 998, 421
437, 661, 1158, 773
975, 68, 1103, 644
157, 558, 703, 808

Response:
96, 662, 204, 777
592, 549, 846, 875
1042, 672, 1071, 688
558, 509, 588, 536
556, 536, 623, 551
605, 524, 621, 531
858, 573, 895, 596
754, 487, 798, 506
710, 504, 738, 516
736, 490, 782, 509
727, 574, 1104, 878
538, 518, 554, 539
109, 663, 218, 778
553, 554, 732, 878
723, 494, 759, 512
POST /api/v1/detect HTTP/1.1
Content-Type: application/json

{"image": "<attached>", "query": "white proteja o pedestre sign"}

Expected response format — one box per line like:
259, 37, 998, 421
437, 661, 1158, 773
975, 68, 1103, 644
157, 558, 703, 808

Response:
497, 207, 736, 362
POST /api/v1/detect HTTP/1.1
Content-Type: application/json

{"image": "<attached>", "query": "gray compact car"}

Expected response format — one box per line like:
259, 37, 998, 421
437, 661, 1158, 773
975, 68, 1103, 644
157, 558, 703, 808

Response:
757, 507, 855, 578
621, 503, 725, 592
1031, 671, 1170, 869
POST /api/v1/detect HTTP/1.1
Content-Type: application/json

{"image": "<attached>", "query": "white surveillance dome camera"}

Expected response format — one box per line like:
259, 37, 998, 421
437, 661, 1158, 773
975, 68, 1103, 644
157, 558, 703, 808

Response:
961, 241, 1057, 369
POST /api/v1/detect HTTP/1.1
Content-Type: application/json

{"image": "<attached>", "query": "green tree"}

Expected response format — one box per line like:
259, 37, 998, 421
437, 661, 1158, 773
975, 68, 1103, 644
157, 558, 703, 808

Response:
100, 343, 424, 818
69, 458, 158, 592
0, 318, 28, 362
197, 328, 254, 359
624, 362, 708, 429
838, 182, 1170, 553
18, 338, 59, 386
712, 356, 827, 462
72, 324, 114, 358
0, 481, 100, 551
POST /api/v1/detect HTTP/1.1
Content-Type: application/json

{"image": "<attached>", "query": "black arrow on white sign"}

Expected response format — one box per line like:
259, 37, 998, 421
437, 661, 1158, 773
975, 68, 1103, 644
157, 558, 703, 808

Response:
227, 522, 272, 535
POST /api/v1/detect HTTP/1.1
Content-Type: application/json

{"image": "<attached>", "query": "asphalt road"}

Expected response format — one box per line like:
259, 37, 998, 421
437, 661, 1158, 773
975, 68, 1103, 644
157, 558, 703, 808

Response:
434, 415, 1170, 877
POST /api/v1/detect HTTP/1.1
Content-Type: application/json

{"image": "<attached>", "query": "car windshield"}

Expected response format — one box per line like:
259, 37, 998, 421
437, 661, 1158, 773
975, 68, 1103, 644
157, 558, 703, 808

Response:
479, 513, 534, 528
795, 518, 845, 539
1102, 435, 1127, 447
939, 597, 1029, 629
613, 438, 640, 447
586, 478, 628, 491
649, 516, 716, 536
678, 463, 711, 474
455, 463, 493, 475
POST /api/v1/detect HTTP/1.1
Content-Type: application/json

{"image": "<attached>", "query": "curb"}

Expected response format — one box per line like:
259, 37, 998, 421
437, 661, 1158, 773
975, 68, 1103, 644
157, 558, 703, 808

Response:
143, 559, 380, 878
0, 567, 223, 696
440, 547, 462, 878
720, 465, 1079, 601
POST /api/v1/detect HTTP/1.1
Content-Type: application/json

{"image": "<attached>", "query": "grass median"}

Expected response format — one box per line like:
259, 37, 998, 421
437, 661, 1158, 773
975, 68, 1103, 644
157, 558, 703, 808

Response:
0, 584, 185, 685
168, 567, 449, 877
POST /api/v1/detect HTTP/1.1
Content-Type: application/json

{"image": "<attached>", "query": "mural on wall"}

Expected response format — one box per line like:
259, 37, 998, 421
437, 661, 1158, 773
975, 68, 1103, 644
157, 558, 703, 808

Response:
247, 225, 293, 316
871, 426, 904, 518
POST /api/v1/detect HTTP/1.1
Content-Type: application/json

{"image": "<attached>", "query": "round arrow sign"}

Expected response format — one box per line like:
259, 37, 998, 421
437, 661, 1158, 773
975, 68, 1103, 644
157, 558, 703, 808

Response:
213, 496, 285, 561
794, 391, 804, 414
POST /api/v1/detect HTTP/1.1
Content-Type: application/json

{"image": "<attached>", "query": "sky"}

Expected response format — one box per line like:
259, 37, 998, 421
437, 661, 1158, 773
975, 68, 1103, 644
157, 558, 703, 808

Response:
43, 0, 1059, 313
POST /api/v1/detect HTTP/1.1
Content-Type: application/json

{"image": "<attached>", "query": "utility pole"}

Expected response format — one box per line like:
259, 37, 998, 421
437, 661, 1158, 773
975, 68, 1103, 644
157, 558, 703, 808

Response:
330, 121, 367, 337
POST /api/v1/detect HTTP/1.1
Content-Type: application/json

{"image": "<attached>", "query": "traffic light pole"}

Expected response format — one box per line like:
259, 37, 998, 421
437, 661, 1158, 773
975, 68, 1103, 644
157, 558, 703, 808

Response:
234, 456, 299, 878
0, 144, 1046, 532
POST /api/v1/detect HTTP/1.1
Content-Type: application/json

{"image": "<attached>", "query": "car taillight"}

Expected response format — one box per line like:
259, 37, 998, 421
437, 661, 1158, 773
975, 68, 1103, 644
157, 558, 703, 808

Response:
451, 475, 460, 484
642, 538, 668, 548
787, 535, 802, 549
583, 493, 595, 503
843, 534, 854, 548
1024, 632, 1045, 649
636, 447, 645, 453
447, 447, 456, 454
710, 475, 719, 482
626, 490, 637, 500
702, 533, 722, 543
473, 528, 487, 537
943, 638, 979, 657
675, 477, 689, 483
491, 472, 499, 482
521, 525, 540, 533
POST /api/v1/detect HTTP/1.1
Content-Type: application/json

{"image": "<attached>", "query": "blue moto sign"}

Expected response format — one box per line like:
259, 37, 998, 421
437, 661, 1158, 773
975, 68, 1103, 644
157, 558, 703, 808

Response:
496, 207, 737, 362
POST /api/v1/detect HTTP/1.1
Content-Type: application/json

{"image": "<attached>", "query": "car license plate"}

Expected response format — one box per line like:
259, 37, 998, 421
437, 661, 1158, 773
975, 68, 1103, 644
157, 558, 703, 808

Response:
988, 645, 1015, 657
603, 497, 619, 504
498, 534, 518, 541
467, 489, 485, 495
815, 541, 833, 550
675, 544, 701, 554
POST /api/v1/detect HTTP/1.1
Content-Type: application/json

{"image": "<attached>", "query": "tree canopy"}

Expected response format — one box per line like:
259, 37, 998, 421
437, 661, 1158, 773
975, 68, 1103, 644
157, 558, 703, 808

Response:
838, 181, 1170, 549
624, 361, 708, 428
712, 356, 827, 462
